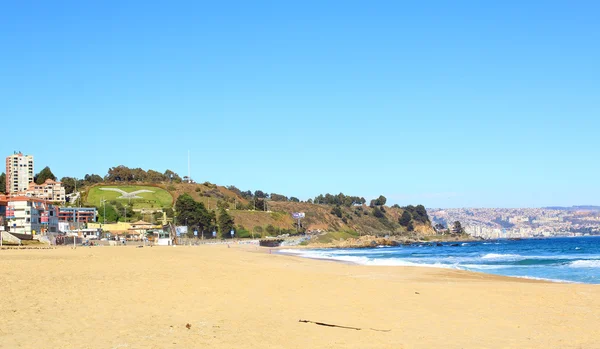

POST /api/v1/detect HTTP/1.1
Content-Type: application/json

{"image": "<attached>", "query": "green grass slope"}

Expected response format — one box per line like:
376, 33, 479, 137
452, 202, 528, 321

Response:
86, 185, 174, 209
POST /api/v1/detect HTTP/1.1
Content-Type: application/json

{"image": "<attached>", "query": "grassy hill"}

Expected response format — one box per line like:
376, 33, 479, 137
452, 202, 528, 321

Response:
86, 185, 173, 209
168, 183, 435, 236
82, 181, 434, 237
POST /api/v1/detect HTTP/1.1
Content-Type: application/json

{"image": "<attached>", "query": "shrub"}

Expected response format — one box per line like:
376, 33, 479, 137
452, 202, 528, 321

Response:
372, 207, 385, 219
330, 205, 343, 218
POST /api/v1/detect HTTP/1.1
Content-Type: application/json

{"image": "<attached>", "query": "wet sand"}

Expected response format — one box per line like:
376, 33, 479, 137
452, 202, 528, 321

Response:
0, 245, 598, 349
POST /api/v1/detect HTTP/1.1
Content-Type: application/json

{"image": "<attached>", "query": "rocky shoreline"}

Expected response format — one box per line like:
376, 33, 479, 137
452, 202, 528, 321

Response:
286, 234, 479, 249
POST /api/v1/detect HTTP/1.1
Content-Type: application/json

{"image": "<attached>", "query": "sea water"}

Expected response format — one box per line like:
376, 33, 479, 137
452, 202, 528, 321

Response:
280, 236, 600, 284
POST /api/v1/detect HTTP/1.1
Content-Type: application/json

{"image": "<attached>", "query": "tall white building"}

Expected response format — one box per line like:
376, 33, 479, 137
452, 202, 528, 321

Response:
5, 152, 34, 194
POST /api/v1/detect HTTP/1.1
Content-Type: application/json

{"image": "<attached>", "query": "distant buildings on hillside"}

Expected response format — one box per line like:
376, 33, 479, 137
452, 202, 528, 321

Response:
428, 207, 600, 238
1, 152, 96, 236
4, 152, 66, 203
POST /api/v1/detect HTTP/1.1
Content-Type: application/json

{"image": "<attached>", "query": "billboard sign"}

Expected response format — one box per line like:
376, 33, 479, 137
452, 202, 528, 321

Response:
175, 226, 188, 237
292, 212, 305, 219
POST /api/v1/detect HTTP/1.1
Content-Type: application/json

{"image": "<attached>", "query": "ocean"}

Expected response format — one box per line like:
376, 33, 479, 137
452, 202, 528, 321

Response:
280, 236, 600, 284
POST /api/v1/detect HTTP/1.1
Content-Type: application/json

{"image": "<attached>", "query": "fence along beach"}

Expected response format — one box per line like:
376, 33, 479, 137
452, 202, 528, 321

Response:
0, 244, 598, 348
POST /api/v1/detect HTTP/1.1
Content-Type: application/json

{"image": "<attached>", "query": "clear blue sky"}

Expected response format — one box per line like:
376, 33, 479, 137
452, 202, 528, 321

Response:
1, 1, 598, 208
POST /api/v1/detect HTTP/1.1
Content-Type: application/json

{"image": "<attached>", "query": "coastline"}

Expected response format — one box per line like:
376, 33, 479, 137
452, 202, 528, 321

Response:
1, 245, 598, 348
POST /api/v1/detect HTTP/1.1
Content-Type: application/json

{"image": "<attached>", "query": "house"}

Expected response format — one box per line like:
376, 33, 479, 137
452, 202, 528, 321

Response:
26, 179, 66, 203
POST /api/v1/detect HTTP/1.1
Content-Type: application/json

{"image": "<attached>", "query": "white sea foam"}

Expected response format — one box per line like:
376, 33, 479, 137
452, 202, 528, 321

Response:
511, 276, 579, 284
569, 260, 600, 268
461, 264, 512, 270
481, 253, 522, 260
281, 250, 457, 269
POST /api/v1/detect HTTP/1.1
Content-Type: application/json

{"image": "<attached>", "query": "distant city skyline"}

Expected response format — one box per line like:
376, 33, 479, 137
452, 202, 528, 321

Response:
1, 1, 599, 207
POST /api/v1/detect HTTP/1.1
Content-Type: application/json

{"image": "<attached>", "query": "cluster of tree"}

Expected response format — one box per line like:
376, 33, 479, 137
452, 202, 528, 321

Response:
175, 194, 235, 238
269, 193, 300, 202
34, 166, 57, 184
396, 205, 429, 231
227, 186, 267, 200
330, 205, 343, 218
105, 166, 182, 183
96, 200, 137, 223
60, 174, 105, 195
372, 206, 386, 219
369, 195, 387, 207
225, 186, 303, 211
402, 205, 430, 224
398, 211, 414, 231
313, 193, 366, 207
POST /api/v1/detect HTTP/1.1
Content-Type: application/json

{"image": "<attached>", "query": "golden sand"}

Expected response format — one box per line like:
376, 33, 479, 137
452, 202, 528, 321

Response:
1, 245, 599, 349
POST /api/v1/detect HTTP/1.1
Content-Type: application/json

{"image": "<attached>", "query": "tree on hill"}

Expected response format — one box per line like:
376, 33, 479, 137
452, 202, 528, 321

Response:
399, 211, 412, 227
164, 169, 182, 183
330, 205, 343, 218
402, 205, 430, 224
452, 221, 465, 234
60, 177, 83, 195
175, 193, 215, 234
270, 193, 288, 202
254, 190, 267, 199
35, 166, 57, 184
372, 206, 386, 219
370, 195, 387, 207
146, 170, 165, 183
97, 203, 121, 223
83, 174, 103, 184
0, 172, 5, 194
217, 208, 235, 238
289, 196, 300, 202
314, 193, 365, 206
414, 205, 430, 223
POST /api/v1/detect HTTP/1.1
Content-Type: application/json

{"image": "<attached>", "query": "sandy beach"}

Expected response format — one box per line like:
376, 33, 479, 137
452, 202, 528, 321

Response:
1, 245, 599, 349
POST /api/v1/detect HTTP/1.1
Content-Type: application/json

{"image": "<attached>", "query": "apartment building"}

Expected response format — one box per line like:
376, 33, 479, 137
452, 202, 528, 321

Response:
26, 179, 66, 203
57, 207, 97, 223
5, 152, 34, 194
4, 197, 59, 235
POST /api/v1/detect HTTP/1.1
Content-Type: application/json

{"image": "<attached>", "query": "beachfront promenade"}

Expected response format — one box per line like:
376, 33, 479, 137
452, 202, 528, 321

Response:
1, 245, 599, 349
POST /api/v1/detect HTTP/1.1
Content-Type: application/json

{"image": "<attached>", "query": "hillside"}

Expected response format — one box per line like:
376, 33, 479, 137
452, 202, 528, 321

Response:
86, 185, 173, 209
82, 181, 434, 237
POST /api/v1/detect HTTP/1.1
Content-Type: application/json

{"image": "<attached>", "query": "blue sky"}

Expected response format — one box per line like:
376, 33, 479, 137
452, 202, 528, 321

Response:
1, 1, 598, 208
